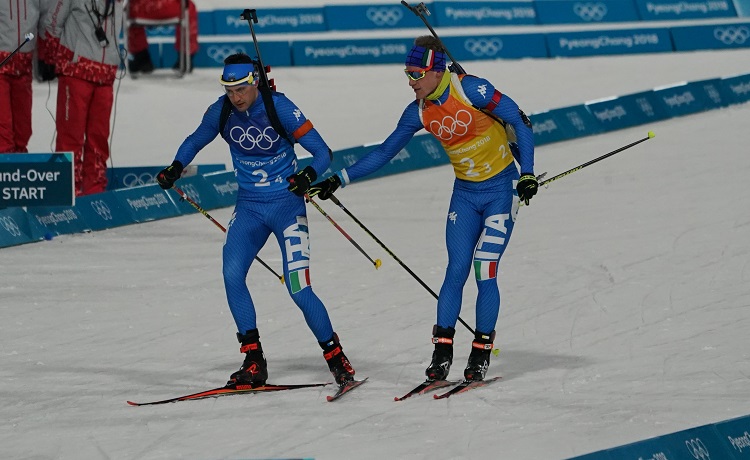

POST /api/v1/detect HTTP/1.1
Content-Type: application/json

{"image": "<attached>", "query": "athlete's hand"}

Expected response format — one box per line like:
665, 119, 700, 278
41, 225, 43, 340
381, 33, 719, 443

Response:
517, 173, 538, 205
287, 166, 317, 197
308, 174, 341, 200
156, 160, 184, 189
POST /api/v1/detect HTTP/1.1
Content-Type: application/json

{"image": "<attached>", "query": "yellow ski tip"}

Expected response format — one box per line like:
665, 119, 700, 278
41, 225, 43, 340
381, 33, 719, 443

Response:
647, 131, 655, 138
375, 259, 382, 269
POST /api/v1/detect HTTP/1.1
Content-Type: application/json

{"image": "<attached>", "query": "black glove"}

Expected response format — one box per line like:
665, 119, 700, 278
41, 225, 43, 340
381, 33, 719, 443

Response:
286, 166, 317, 197
308, 174, 342, 200
38, 60, 56, 82
517, 173, 538, 205
156, 160, 184, 189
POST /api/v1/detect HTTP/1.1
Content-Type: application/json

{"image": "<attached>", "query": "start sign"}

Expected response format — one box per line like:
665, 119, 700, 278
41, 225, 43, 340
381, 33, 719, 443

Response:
0, 153, 74, 207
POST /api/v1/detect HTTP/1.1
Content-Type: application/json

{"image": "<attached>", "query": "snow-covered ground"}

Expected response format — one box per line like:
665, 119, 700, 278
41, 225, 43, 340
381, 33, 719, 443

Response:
4, 45, 750, 459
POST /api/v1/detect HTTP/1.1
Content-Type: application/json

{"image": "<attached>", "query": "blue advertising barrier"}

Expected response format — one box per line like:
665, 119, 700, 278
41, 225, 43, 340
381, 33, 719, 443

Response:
585, 92, 666, 132
690, 78, 737, 108
75, 193, 135, 232
168, 174, 223, 214
441, 33, 549, 60
202, 170, 239, 209
107, 164, 226, 191
324, 4, 425, 30
653, 83, 708, 117
547, 28, 672, 56
671, 22, 750, 50
529, 110, 575, 145
25, 206, 89, 237
212, 8, 326, 34
0, 207, 37, 247
113, 185, 181, 223
535, 0, 640, 24
722, 73, 750, 102
569, 414, 750, 460
292, 38, 412, 66
432, 1, 538, 27
194, 40, 292, 68
635, 0, 737, 20
547, 105, 606, 137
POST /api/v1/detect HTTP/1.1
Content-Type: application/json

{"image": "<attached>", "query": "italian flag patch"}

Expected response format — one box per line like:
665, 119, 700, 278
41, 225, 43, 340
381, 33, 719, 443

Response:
289, 269, 311, 294
474, 260, 498, 280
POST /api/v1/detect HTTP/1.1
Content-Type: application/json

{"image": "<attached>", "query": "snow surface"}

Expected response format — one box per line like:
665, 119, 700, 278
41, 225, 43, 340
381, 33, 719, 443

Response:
3, 47, 750, 460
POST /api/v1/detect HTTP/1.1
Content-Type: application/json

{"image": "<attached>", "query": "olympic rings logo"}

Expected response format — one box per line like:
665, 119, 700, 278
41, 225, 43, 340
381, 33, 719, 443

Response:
181, 184, 201, 204
429, 110, 472, 140
122, 172, 155, 188
464, 38, 503, 57
230, 125, 280, 151
713, 26, 750, 45
0, 216, 22, 237
366, 7, 403, 26
685, 438, 710, 460
90, 200, 113, 220
207, 45, 249, 63
573, 3, 608, 21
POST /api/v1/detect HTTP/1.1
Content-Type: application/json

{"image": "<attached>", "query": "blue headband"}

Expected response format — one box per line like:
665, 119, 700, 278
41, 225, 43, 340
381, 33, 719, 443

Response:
404, 46, 446, 71
220, 63, 257, 87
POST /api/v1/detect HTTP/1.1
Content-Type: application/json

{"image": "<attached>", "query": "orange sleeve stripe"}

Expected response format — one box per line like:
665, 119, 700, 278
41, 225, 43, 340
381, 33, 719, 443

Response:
293, 120, 314, 140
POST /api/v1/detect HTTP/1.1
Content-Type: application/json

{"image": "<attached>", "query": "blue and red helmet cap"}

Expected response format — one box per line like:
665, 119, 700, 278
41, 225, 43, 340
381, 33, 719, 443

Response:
219, 63, 258, 87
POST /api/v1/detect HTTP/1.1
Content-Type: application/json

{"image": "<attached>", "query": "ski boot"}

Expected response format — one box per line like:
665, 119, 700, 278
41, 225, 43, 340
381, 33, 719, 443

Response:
228, 328, 268, 388
320, 334, 355, 385
425, 325, 455, 381
128, 49, 154, 74
464, 330, 495, 381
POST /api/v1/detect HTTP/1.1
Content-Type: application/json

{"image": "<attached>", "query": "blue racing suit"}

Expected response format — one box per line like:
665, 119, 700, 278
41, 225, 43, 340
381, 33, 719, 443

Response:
335, 73, 535, 334
174, 92, 335, 341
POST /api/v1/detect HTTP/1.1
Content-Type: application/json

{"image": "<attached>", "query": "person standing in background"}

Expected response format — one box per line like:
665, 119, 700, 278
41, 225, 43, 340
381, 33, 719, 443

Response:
0, 0, 42, 153
126, 0, 198, 74
40, 0, 124, 196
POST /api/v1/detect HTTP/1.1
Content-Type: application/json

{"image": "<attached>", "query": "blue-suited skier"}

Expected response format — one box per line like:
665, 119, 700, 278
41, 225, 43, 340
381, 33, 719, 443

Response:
309, 36, 538, 382
156, 53, 356, 387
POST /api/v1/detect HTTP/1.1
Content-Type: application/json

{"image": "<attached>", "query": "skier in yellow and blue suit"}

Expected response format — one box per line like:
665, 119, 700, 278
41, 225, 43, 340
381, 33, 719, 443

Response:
309, 36, 538, 382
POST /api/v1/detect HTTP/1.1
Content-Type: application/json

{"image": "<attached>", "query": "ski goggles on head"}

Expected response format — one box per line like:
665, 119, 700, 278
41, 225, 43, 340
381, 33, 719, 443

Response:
219, 63, 258, 87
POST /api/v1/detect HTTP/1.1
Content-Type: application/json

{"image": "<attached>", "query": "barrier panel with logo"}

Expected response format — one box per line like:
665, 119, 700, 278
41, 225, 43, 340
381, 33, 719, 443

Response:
535, 0, 640, 24
671, 22, 750, 50
202, 171, 240, 208
547, 28, 672, 56
653, 83, 708, 117
107, 164, 226, 191
292, 38, 412, 66
441, 33, 549, 60
324, 4, 425, 30
212, 8, 326, 34
193, 40, 292, 69
432, 1, 538, 26
113, 185, 181, 223
635, 0, 737, 19
75, 193, 135, 231
168, 174, 224, 214
529, 110, 574, 145
0, 207, 37, 247
721, 73, 750, 102
690, 78, 737, 108
25, 205, 90, 237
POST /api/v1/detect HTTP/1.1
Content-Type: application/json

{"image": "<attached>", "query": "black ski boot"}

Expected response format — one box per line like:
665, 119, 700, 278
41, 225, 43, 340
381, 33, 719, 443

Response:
319, 334, 355, 385
228, 329, 268, 388
464, 330, 495, 381
128, 49, 154, 74
425, 325, 455, 381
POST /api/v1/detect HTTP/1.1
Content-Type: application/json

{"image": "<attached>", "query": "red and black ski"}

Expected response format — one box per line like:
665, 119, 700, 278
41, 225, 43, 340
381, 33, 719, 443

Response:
433, 376, 502, 400
326, 377, 368, 402
394, 379, 457, 401
127, 382, 330, 406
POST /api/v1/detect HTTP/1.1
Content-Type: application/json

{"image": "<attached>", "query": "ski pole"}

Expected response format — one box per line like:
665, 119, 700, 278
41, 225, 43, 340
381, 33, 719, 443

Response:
327, 194, 475, 336
539, 131, 655, 188
0, 33, 34, 69
305, 195, 382, 270
171, 186, 284, 284
400, 2, 465, 74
